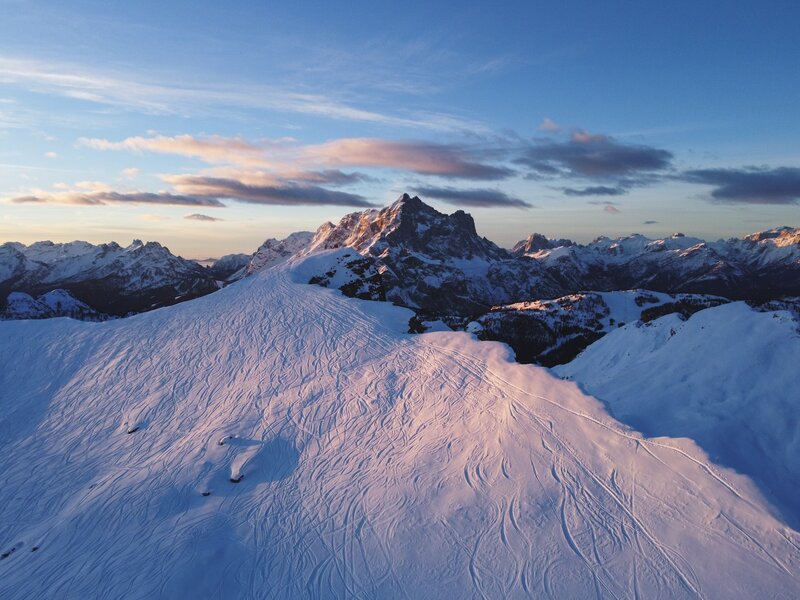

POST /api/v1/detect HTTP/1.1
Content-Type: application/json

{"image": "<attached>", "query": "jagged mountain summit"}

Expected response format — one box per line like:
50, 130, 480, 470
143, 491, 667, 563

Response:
0, 239, 219, 316
302, 194, 561, 313
1, 257, 798, 598
295, 193, 799, 315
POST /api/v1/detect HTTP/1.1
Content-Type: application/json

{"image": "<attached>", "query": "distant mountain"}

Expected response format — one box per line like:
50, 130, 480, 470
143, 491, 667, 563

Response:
520, 226, 800, 300
0, 239, 219, 316
298, 194, 799, 315
1, 195, 796, 326
1, 289, 105, 321
206, 253, 252, 281
243, 231, 314, 277
304, 194, 561, 313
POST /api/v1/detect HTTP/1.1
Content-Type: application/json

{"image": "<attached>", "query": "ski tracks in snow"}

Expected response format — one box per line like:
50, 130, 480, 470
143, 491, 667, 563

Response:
0, 268, 798, 598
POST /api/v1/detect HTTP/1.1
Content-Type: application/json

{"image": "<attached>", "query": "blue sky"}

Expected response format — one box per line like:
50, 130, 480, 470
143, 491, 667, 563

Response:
1, 0, 798, 257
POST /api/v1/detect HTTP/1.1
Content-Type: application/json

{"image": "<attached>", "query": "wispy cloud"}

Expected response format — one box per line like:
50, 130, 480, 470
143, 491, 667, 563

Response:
79, 134, 277, 167
0, 55, 484, 131
8, 190, 224, 207
680, 167, 800, 205
411, 185, 532, 208
185, 213, 223, 222
514, 129, 674, 198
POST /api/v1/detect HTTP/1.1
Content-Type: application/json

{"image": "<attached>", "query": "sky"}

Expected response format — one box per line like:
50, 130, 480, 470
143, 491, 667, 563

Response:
0, 0, 798, 258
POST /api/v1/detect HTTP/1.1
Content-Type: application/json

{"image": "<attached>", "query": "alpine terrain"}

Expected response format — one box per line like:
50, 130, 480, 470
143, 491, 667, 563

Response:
1, 244, 799, 598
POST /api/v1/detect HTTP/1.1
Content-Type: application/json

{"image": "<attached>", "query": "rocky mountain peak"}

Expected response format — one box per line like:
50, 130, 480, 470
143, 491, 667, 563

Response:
512, 233, 575, 255
311, 194, 505, 261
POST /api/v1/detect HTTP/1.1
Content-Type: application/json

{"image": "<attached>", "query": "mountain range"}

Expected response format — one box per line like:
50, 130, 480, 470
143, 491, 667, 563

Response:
2, 194, 797, 364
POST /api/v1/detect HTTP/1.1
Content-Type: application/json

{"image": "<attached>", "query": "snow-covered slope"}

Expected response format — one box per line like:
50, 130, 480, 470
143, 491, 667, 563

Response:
0, 239, 218, 317
0, 260, 798, 599
555, 302, 800, 527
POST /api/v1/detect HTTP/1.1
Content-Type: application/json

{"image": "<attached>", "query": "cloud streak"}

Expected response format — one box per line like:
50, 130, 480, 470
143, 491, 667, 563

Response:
81, 134, 513, 180
0, 55, 483, 131
411, 185, 532, 208
305, 138, 513, 180
185, 213, 223, 222
9, 190, 224, 207
680, 167, 800, 204
80, 135, 275, 167
164, 175, 376, 207
562, 185, 626, 197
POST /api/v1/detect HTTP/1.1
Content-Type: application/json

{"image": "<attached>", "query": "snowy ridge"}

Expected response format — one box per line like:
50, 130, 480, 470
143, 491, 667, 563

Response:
0, 259, 798, 598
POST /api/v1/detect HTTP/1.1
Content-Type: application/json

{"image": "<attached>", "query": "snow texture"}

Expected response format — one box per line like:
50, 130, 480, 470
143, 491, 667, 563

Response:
0, 260, 799, 598
555, 302, 800, 528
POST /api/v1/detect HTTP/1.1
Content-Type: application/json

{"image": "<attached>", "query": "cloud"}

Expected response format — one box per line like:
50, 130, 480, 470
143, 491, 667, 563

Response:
185, 213, 223, 222
122, 167, 140, 179
562, 185, 626, 196
539, 117, 561, 133
0, 55, 483, 132
8, 190, 223, 207
411, 185, 533, 208
281, 169, 374, 185
680, 166, 800, 204
603, 204, 621, 214
518, 131, 673, 179
79, 134, 275, 168
164, 175, 376, 207
643, 220, 659, 224
305, 138, 514, 180
83, 134, 512, 180
44, 151, 58, 159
